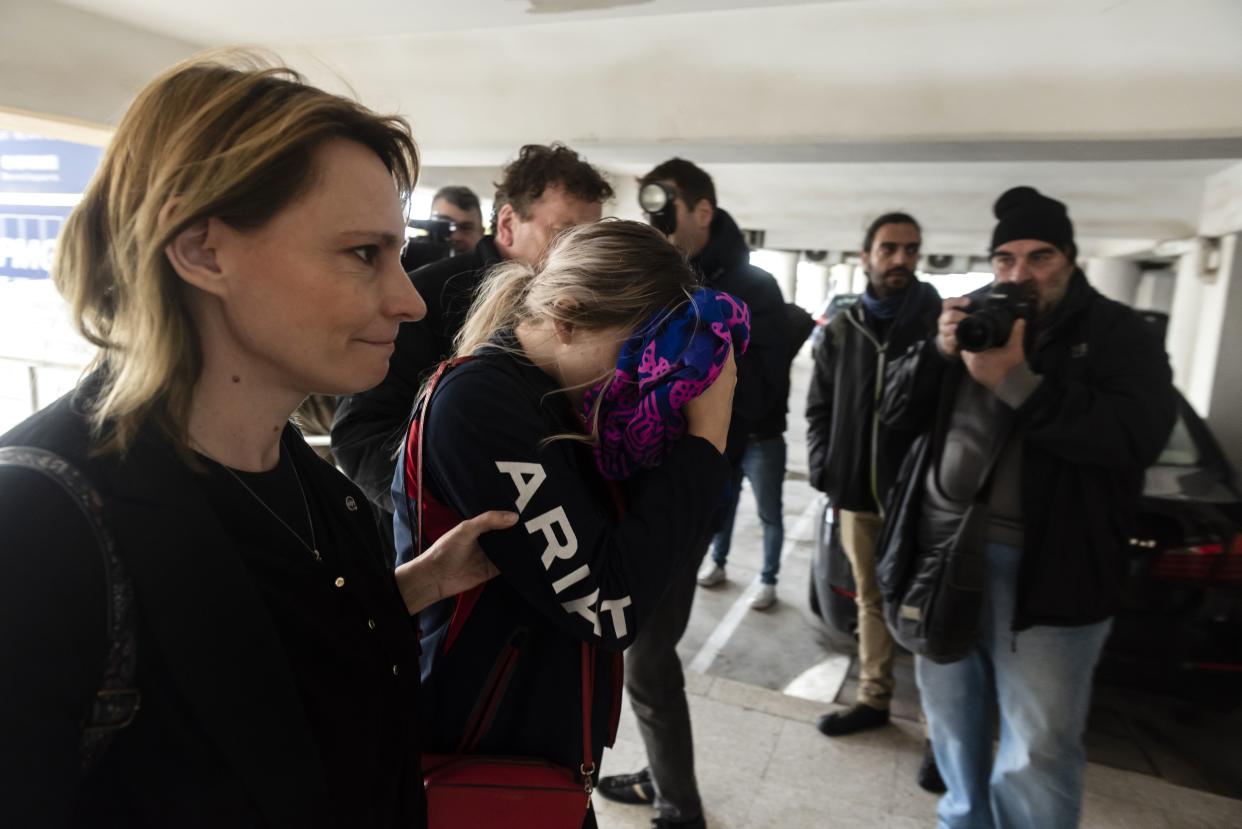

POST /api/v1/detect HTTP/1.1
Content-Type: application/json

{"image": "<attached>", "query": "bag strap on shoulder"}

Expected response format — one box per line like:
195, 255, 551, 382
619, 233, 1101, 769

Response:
407, 357, 474, 558
0, 446, 140, 771
408, 359, 598, 793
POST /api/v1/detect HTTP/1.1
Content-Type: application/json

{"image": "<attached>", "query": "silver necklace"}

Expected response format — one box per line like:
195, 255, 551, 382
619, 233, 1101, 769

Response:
217, 439, 322, 563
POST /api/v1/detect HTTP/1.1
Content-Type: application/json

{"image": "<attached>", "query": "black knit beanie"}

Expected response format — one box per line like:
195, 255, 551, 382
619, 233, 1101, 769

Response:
990, 186, 1076, 258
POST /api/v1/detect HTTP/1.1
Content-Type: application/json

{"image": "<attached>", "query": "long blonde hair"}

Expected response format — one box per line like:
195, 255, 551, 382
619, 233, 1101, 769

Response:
454, 219, 698, 438
55, 51, 419, 455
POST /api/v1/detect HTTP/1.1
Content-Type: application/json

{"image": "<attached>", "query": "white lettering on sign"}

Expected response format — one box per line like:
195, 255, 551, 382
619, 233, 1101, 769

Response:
497, 458, 635, 640
0, 155, 59, 172
0, 236, 57, 271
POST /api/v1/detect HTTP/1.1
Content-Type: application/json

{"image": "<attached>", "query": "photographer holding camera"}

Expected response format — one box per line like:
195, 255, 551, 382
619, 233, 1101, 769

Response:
431, 185, 485, 255
879, 187, 1176, 829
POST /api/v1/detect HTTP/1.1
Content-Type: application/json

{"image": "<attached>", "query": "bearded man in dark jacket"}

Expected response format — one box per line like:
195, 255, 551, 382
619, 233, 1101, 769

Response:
880, 187, 1176, 829
595, 158, 786, 829
805, 213, 941, 738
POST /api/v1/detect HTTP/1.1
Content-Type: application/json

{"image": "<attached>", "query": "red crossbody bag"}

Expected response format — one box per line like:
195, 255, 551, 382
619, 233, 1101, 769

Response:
408, 359, 596, 828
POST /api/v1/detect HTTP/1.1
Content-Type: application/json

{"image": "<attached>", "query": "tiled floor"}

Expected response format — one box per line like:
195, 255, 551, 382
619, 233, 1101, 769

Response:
592, 675, 1242, 828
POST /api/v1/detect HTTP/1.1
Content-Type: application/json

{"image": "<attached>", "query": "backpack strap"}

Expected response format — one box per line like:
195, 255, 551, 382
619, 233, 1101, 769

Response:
0, 447, 140, 771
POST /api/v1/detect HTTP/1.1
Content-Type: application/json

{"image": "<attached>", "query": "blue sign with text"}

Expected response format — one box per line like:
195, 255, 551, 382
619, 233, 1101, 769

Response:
0, 132, 102, 280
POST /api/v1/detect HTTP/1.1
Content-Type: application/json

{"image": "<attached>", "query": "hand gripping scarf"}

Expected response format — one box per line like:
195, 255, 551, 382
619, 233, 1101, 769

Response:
583, 288, 750, 481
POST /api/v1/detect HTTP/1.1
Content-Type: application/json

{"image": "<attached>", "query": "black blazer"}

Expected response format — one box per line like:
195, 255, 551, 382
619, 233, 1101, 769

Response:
0, 388, 406, 827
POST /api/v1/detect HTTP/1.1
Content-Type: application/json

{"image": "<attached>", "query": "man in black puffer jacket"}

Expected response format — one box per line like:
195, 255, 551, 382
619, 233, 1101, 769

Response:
596, 158, 786, 829
879, 187, 1177, 829
806, 213, 941, 739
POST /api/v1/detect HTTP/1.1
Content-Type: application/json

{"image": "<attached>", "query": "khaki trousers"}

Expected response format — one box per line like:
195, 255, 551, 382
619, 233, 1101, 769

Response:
839, 509, 895, 710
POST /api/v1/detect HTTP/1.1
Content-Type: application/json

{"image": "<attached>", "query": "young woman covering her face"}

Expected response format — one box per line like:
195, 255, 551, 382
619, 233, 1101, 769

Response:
395, 220, 737, 827
0, 53, 512, 827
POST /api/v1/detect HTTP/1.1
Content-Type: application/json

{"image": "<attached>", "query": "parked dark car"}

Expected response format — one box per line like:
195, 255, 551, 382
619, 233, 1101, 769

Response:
808, 391, 1242, 703
808, 292, 860, 351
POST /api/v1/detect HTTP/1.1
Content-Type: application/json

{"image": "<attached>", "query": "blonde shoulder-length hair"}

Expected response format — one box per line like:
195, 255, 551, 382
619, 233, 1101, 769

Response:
56, 50, 419, 455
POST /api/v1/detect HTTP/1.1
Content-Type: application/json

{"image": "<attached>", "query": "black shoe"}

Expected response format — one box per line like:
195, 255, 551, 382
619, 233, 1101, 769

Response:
597, 767, 655, 804
652, 817, 707, 829
917, 740, 947, 794
816, 703, 890, 737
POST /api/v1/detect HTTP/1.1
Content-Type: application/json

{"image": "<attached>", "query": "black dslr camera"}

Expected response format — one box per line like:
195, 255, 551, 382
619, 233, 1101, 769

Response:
638, 182, 677, 236
400, 218, 454, 271
956, 283, 1035, 352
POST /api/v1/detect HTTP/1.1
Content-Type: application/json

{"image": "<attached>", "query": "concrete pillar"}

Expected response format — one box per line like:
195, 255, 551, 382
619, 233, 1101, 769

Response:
1086, 258, 1143, 306
829, 263, 852, 297
1203, 234, 1242, 473
1166, 243, 1208, 392
1191, 164, 1242, 469
767, 250, 799, 302
1134, 269, 1175, 313
794, 260, 831, 312
850, 265, 868, 295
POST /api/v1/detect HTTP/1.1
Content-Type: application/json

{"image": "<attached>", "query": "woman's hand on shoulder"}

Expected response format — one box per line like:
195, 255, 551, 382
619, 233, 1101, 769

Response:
394, 510, 517, 615
684, 346, 736, 455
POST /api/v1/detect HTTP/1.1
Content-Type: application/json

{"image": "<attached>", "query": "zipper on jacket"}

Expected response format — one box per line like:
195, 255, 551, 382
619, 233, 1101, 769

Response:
844, 307, 888, 517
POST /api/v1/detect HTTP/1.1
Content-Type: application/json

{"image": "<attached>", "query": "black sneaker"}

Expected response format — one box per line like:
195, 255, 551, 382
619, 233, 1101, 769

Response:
816, 703, 890, 737
917, 740, 947, 794
652, 816, 707, 829
596, 767, 655, 804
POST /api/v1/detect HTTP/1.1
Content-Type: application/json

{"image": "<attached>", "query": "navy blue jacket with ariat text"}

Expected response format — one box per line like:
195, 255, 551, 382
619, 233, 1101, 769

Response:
393, 345, 730, 774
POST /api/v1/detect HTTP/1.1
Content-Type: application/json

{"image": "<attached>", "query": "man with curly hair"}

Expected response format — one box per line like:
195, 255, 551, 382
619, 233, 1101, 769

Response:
331, 143, 614, 522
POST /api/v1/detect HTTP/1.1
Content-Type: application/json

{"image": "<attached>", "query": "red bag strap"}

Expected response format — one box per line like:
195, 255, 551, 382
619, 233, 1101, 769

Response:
412, 358, 471, 558
413, 356, 599, 796
580, 641, 595, 795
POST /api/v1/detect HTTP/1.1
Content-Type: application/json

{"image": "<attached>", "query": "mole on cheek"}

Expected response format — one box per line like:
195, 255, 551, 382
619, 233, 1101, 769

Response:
231, 375, 241, 384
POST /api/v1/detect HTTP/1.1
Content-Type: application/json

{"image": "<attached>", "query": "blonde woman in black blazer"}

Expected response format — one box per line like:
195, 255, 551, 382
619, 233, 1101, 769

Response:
0, 53, 512, 828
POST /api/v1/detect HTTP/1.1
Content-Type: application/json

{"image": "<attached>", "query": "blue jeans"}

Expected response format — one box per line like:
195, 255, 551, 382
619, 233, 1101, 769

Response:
710, 435, 786, 585
916, 542, 1112, 829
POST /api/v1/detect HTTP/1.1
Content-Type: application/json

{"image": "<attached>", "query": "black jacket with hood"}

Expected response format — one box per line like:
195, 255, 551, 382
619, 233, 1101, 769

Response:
806, 280, 941, 513
878, 271, 1177, 629
396, 345, 730, 776
693, 209, 788, 463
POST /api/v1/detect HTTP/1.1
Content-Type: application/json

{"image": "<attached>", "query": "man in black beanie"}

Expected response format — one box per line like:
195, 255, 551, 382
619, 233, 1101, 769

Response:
878, 186, 1177, 828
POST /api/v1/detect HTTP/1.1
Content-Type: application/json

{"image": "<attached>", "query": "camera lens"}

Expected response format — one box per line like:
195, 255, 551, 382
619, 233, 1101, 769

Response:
639, 183, 670, 213
956, 313, 998, 352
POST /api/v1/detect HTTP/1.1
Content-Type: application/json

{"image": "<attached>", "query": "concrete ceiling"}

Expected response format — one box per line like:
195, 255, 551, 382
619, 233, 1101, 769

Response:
53, 0, 841, 40
9, 0, 1242, 256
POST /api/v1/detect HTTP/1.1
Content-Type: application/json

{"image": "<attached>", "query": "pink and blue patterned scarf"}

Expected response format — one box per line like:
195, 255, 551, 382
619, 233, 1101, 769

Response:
584, 288, 750, 480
